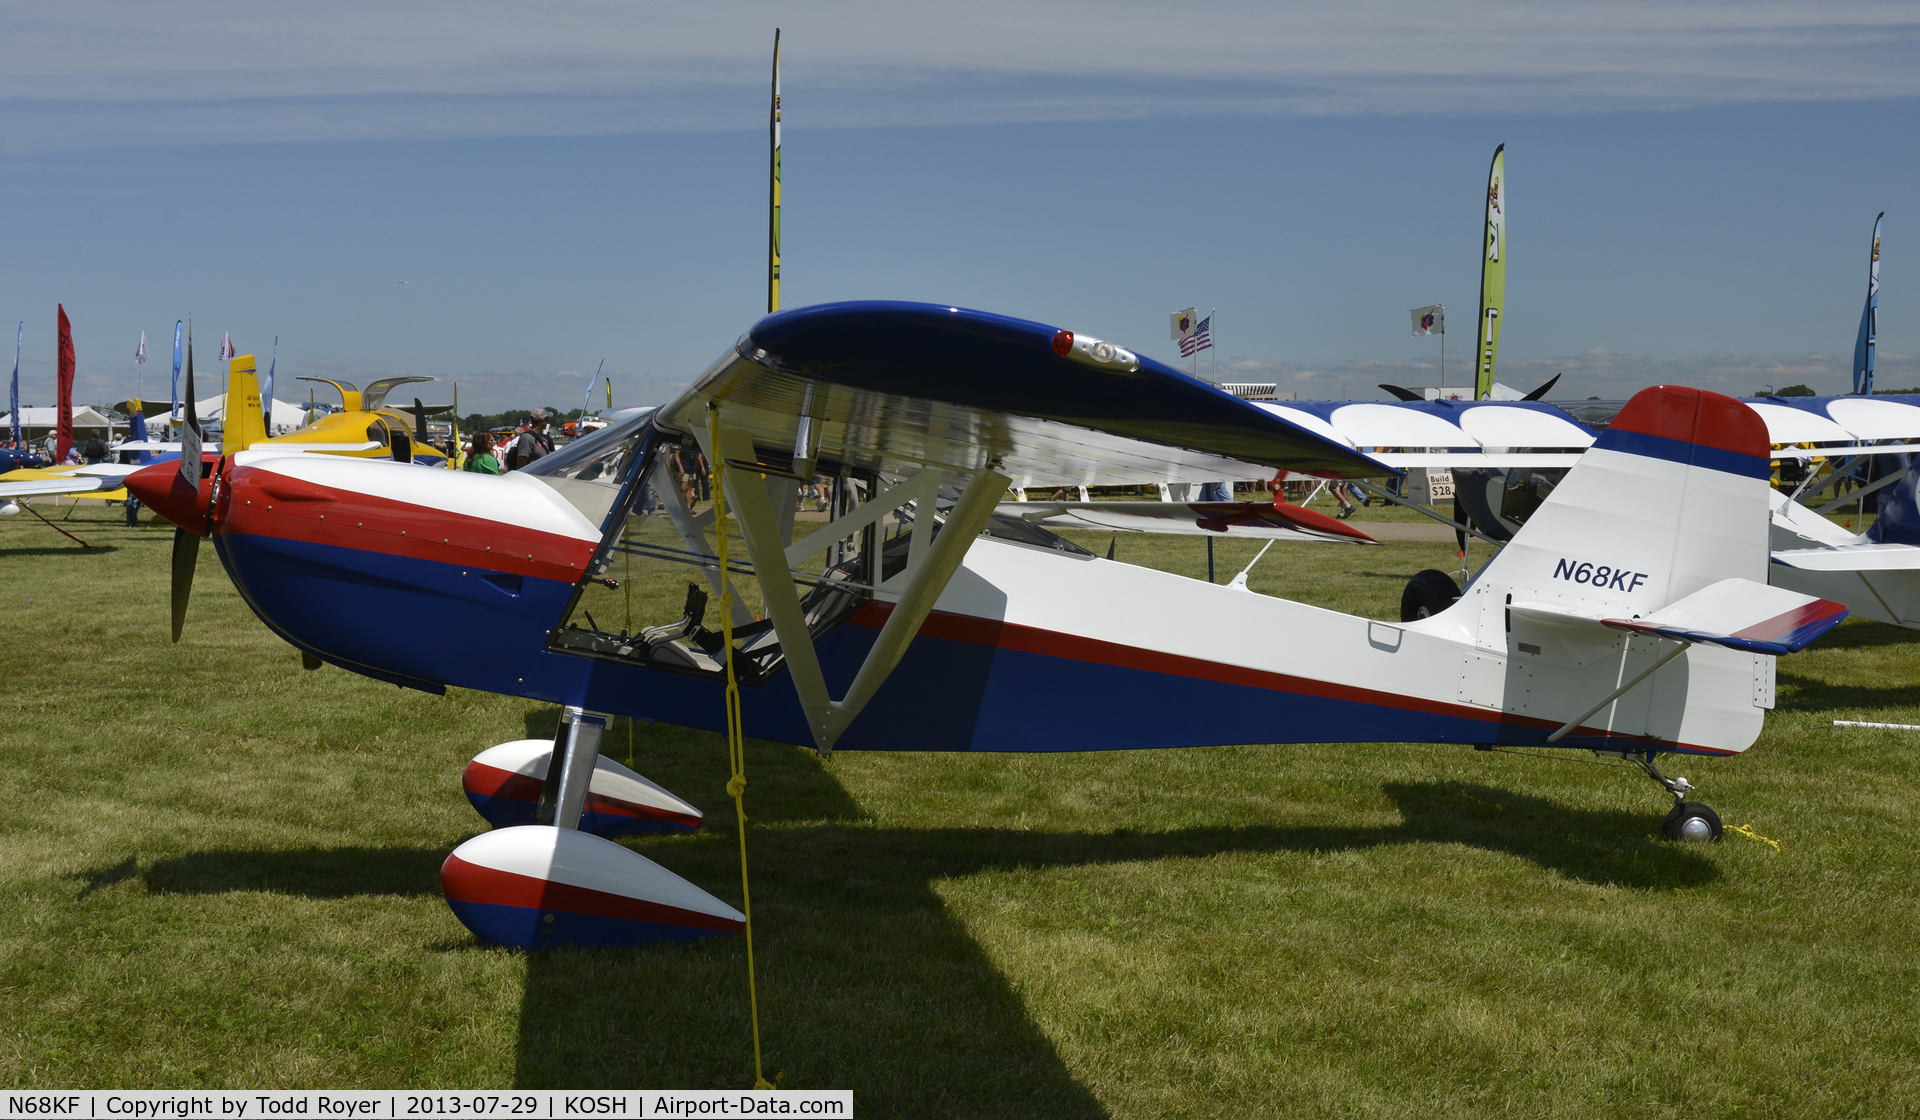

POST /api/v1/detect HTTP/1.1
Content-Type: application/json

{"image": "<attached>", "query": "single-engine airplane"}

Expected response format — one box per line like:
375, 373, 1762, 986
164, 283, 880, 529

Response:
129, 301, 1846, 950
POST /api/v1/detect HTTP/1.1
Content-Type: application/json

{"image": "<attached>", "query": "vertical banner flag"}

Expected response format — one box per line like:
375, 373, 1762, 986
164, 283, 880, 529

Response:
171, 320, 184, 424
1475, 143, 1506, 401
180, 321, 200, 491
581, 360, 605, 422
1182, 313, 1213, 357
1854, 212, 1883, 396
768, 28, 782, 315
55, 304, 75, 464
263, 336, 278, 430
136, 330, 148, 402
220, 332, 235, 362
9, 323, 21, 449
1410, 305, 1445, 336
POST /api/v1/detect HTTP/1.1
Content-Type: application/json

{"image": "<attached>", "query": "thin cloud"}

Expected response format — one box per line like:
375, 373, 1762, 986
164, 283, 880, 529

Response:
1221, 349, 1920, 402
1, 2, 1916, 150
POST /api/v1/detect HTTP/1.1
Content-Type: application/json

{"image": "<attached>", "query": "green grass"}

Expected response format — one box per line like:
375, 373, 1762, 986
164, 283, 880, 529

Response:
4, 505, 1920, 1116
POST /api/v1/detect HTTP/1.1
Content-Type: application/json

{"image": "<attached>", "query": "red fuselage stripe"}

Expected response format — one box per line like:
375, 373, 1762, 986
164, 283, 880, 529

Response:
222, 466, 595, 582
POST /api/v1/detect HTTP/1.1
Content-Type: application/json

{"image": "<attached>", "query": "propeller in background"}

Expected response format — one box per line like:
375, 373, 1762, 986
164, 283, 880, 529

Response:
172, 323, 201, 643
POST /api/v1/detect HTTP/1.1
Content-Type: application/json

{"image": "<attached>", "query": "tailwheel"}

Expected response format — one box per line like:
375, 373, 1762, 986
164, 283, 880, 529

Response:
1664, 801, 1723, 843
1631, 751, 1723, 843
1400, 569, 1461, 621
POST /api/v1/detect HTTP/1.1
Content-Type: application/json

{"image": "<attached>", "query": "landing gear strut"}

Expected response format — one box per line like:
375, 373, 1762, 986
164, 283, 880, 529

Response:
1633, 750, 1723, 843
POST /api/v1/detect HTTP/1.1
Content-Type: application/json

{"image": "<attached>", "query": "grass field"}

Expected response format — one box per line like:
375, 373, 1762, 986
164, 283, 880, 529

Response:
3, 502, 1919, 1116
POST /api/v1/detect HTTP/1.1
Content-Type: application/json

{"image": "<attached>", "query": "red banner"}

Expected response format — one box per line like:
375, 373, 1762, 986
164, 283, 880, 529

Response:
55, 304, 74, 464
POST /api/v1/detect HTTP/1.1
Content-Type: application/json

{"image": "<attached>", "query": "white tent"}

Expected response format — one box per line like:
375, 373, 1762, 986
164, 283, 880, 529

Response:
0, 406, 118, 434
165, 395, 312, 434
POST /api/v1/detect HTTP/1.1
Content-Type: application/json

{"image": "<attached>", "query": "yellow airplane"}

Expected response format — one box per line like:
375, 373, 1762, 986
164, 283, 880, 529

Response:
284, 374, 456, 467
1, 356, 454, 516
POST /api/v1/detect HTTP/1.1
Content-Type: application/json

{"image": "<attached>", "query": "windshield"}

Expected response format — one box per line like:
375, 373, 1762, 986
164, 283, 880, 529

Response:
521, 408, 657, 479
522, 409, 657, 528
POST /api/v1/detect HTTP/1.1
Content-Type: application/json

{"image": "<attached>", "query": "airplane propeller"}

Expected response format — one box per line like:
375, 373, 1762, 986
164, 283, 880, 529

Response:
1521, 373, 1562, 401
1378, 373, 1560, 403
170, 525, 199, 642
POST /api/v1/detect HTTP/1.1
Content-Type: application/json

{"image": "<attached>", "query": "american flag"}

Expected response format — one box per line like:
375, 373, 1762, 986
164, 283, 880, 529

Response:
1180, 314, 1213, 357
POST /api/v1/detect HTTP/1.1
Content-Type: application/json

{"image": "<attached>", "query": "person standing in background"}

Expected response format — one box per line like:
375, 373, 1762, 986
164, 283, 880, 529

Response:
463, 430, 502, 475
504, 409, 554, 471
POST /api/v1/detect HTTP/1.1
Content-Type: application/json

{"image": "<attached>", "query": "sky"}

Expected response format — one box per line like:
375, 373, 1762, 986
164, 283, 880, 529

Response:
1, 1, 1917, 413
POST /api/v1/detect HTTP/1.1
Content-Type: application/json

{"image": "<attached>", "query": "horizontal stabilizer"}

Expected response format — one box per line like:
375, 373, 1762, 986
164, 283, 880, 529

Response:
1602, 577, 1846, 654
999, 500, 1378, 543
1772, 543, 1920, 572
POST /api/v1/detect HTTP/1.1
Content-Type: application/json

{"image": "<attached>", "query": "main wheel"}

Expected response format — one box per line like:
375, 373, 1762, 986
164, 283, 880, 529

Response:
1663, 801, 1723, 843
1400, 569, 1462, 622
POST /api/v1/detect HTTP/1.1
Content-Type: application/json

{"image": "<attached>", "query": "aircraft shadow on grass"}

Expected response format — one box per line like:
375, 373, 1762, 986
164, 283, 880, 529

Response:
102, 723, 1716, 1105
2, 545, 120, 557
1776, 672, 1920, 714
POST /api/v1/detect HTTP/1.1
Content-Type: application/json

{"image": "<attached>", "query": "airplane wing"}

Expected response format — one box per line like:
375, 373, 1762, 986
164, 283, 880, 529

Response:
654, 301, 1390, 484
0, 476, 112, 498
996, 499, 1380, 543
1771, 543, 1920, 571
115, 441, 222, 453
1256, 398, 1596, 454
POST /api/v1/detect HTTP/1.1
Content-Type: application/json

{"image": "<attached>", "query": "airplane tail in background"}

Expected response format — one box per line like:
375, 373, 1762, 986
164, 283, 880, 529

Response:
129, 407, 151, 464
1868, 457, 1920, 546
223, 355, 267, 454
1429, 385, 1845, 655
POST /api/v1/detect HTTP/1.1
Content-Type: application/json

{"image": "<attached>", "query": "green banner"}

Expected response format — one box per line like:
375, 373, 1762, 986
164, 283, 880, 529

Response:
1475, 144, 1505, 400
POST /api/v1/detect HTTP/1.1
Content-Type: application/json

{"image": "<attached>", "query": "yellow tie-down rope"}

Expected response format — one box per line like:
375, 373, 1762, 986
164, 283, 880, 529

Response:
709, 406, 776, 1091
1725, 823, 1781, 851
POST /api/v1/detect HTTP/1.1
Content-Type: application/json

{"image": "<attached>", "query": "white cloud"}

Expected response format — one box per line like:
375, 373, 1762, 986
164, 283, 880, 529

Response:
1220, 348, 1920, 401
2, 2, 1916, 150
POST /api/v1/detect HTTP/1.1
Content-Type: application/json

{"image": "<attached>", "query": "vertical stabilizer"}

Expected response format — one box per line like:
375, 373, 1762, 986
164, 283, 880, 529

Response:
1433, 385, 1773, 633
224, 354, 267, 453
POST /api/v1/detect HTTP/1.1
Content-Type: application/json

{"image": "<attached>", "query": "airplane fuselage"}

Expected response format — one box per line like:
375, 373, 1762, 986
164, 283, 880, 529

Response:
199, 442, 1763, 758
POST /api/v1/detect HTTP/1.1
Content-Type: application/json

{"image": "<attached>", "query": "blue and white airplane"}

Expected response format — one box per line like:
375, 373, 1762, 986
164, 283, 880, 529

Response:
128, 301, 1844, 950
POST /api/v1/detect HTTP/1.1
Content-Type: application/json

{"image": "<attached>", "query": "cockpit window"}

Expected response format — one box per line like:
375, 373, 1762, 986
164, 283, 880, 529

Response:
522, 409, 656, 527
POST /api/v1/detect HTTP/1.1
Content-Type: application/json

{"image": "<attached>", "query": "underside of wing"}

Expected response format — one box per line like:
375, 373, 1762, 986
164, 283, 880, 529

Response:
1772, 543, 1920, 571
996, 500, 1379, 543
654, 302, 1390, 486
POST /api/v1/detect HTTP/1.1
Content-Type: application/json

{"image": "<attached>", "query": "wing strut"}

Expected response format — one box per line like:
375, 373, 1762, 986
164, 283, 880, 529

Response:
701, 413, 1011, 752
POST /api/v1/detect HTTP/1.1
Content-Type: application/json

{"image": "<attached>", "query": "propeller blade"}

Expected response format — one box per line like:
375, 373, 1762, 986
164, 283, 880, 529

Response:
1378, 383, 1424, 402
1522, 373, 1562, 401
413, 397, 428, 445
170, 525, 199, 643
